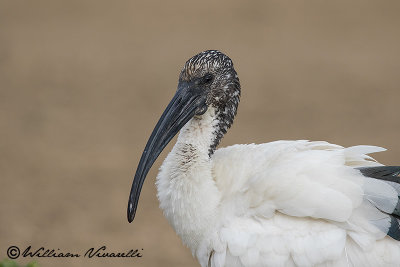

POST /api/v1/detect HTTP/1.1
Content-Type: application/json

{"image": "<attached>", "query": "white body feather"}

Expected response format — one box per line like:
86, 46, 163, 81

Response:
156, 109, 400, 267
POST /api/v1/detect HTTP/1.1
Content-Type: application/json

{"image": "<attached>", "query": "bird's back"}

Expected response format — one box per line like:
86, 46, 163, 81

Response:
207, 140, 400, 267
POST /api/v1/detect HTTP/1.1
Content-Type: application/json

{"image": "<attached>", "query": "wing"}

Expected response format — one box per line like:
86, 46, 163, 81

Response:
212, 140, 389, 222
357, 166, 400, 240
208, 140, 400, 266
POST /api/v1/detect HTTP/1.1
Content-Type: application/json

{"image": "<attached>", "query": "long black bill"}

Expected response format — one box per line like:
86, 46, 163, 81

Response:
127, 83, 207, 222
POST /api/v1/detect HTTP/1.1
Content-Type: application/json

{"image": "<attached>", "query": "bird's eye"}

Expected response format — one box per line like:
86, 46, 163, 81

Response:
202, 74, 214, 85
195, 105, 208, 116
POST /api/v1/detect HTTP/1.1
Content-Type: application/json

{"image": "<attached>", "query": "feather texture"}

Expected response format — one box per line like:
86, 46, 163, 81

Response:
156, 112, 400, 267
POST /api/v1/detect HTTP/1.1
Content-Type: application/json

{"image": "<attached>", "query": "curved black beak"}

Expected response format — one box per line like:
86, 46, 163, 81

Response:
127, 82, 207, 222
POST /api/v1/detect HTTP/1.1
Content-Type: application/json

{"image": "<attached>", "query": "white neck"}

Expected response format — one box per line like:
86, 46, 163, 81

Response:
156, 108, 222, 254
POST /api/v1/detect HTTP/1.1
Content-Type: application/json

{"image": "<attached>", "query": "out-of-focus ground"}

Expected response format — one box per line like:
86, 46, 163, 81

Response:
1, 1, 399, 266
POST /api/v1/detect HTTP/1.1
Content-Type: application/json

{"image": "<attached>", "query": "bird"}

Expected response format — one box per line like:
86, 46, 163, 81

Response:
127, 50, 400, 267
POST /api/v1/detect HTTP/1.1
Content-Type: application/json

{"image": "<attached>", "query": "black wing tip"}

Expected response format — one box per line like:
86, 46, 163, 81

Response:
357, 166, 400, 183
358, 166, 400, 241
388, 216, 400, 241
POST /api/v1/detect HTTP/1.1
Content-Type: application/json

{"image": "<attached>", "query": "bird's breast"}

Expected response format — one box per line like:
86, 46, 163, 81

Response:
156, 137, 222, 254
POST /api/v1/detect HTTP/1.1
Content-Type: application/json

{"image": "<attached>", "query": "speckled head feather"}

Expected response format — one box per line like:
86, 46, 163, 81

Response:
179, 50, 241, 155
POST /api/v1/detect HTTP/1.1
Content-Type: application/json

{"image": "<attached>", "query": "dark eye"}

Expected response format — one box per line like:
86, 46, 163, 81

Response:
195, 105, 208, 116
202, 74, 214, 85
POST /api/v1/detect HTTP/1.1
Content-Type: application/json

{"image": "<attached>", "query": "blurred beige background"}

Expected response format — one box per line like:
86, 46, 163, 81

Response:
1, 1, 399, 266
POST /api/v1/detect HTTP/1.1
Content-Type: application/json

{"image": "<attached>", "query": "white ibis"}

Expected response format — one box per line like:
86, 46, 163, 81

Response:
127, 50, 400, 267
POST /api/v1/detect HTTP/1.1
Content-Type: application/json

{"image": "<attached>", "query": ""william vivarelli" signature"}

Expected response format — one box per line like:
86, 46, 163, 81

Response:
6, 245, 143, 259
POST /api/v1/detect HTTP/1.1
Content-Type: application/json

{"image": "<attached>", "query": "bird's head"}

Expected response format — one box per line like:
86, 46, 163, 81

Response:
128, 50, 240, 222
179, 50, 240, 112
